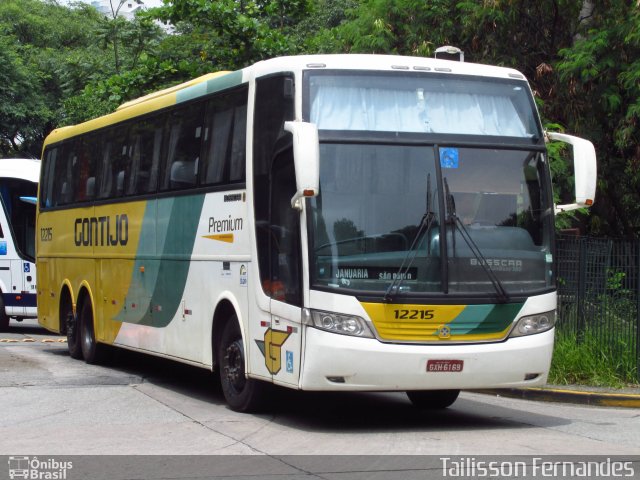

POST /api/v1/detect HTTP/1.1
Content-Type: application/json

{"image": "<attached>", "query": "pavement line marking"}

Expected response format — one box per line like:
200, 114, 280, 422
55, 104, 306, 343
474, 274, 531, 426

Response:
0, 338, 67, 343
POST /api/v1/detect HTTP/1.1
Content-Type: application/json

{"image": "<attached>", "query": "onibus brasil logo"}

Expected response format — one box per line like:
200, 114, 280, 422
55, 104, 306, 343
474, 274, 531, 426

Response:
8, 456, 72, 479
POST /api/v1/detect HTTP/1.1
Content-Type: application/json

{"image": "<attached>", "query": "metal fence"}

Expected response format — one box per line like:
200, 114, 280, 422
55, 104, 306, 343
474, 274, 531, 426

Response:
556, 235, 640, 381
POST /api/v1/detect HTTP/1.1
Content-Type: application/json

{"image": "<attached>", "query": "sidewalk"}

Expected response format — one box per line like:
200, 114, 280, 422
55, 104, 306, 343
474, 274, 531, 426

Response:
475, 384, 640, 408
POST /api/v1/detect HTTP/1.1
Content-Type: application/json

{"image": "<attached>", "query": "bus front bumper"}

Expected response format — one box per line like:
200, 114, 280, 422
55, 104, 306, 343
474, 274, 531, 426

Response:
299, 327, 554, 391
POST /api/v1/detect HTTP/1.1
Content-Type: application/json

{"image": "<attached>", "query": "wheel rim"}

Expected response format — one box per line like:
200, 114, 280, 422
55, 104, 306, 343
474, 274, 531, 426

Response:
223, 339, 246, 394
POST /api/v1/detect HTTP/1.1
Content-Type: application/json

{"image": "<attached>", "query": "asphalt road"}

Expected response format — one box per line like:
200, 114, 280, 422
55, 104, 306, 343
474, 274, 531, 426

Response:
1, 319, 639, 478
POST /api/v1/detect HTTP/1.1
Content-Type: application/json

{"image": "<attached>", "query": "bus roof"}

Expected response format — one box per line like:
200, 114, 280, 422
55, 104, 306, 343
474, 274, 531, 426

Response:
43, 54, 529, 147
248, 54, 526, 81
0, 158, 40, 183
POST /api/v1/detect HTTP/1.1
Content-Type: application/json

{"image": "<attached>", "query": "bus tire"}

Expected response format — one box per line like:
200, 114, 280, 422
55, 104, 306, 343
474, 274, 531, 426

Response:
64, 300, 83, 360
406, 389, 460, 409
218, 316, 269, 412
79, 299, 107, 364
0, 298, 9, 331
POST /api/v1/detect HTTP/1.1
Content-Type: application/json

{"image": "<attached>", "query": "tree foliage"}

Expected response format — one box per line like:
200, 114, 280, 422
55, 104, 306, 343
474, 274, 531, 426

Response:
150, 0, 310, 72
3, 0, 640, 236
555, 2, 640, 236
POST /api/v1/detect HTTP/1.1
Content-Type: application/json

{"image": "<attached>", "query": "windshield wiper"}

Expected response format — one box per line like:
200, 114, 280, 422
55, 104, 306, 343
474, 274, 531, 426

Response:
444, 179, 509, 303
384, 174, 436, 302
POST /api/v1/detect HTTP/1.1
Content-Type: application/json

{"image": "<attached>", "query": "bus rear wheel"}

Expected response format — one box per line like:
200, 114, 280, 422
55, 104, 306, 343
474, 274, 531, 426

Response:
63, 299, 82, 360
0, 298, 9, 331
218, 316, 269, 412
406, 390, 460, 409
79, 299, 106, 364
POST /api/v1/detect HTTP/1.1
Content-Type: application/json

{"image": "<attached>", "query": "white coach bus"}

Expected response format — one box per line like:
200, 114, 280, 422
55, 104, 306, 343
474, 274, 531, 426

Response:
0, 158, 39, 330
37, 53, 595, 411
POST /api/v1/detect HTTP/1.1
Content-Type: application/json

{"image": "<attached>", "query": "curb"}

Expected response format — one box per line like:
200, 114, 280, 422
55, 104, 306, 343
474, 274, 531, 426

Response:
474, 387, 640, 409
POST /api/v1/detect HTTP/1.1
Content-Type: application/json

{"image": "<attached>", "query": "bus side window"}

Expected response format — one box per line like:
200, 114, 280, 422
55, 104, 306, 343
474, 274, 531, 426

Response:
201, 87, 248, 186
98, 125, 130, 199
72, 137, 96, 203
129, 116, 163, 196
41, 148, 58, 208
54, 142, 75, 206
161, 104, 204, 191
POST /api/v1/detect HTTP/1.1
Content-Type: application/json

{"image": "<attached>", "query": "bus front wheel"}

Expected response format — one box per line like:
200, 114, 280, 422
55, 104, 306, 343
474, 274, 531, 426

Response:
406, 390, 460, 409
218, 316, 269, 412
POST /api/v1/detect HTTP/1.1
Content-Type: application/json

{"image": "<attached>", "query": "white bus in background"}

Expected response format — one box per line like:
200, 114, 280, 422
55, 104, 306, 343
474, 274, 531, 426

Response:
0, 158, 39, 331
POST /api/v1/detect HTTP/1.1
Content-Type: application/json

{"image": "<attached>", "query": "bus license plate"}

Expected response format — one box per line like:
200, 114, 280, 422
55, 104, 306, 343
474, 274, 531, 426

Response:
427, 359, 464, 372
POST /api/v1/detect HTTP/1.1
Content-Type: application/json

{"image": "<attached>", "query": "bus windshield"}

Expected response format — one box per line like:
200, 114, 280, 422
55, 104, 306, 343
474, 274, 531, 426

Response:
309, 143, 553, 297
308, 72, 541, 138
306, 72, 552, 298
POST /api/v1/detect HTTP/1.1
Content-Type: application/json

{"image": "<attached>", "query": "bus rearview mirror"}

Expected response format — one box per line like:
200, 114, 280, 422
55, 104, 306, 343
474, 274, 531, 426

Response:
284, 121, 320, 209
547, 132, 597, 213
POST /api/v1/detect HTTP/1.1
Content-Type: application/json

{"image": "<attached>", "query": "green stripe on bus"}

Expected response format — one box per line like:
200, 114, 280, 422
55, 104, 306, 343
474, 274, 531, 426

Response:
117, 194, 205, 327
463, 303, 523, 335
176, 71, 244, 103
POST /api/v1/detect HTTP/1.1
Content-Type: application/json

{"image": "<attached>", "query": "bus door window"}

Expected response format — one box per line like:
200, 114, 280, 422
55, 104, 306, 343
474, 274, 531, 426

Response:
253, 74, 298, 304
268, 146, 301, 306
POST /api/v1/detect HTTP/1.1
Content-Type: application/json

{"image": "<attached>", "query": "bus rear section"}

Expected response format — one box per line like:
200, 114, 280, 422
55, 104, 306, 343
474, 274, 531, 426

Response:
0, 158, 39, 331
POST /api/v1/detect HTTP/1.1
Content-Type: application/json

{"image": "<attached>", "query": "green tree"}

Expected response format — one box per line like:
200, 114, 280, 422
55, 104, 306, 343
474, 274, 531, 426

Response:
0, 37, 49, 156
0, 0, 107, 156
308, 0, 462, 55
150, 0, 310, 72
555, 2, 640, 236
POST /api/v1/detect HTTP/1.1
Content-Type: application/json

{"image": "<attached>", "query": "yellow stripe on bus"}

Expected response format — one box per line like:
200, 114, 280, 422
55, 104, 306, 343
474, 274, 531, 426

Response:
203, 233, 234, 243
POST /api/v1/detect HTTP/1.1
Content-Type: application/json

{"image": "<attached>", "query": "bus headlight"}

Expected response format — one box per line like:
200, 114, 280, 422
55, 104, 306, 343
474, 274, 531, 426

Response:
303, 308, 374, 338
509, 310, 556, 337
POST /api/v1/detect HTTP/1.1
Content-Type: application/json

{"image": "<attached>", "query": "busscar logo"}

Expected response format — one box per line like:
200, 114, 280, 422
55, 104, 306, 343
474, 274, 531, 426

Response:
8, 456, 73, 480
470, 258, 523, 272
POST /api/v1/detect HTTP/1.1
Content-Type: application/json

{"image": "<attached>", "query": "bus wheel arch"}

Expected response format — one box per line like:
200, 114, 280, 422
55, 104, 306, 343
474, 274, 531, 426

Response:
211, 299, 237, 372
213, 301, 270, 412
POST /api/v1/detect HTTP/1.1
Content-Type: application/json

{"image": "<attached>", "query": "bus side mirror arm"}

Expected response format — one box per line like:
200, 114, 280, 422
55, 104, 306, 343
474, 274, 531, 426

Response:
284, 121, 320, 211
546, 132, 597, 214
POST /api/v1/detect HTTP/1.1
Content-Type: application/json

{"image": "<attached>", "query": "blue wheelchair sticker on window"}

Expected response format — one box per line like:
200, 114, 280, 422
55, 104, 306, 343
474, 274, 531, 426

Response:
286, 350, 294, 373
0, 241, 6, 255
440, 147, 459, 169
24, 263, 30, 273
